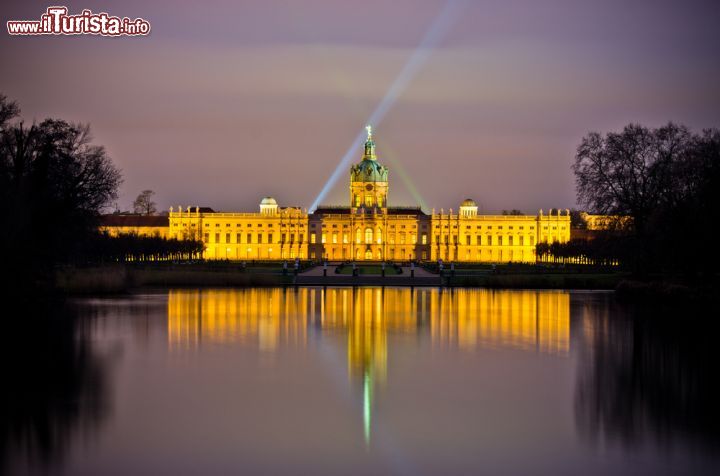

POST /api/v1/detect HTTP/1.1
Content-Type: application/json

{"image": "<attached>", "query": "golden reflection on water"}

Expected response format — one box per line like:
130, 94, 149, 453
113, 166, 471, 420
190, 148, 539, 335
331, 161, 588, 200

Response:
167, 288, 569, 358
167, 288, 569, 445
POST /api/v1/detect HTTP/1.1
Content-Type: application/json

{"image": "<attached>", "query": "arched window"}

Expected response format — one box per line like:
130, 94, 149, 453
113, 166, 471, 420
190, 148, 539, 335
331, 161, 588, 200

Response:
355, 228, 362, 244
377, 196, 383, 207
376, 228, 382, 244
365, 195, 373, 207
354, 194, 361, 207
365, 227, 373, 244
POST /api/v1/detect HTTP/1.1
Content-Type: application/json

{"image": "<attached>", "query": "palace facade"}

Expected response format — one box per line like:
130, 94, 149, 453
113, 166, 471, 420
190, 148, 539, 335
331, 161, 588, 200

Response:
101, 127, 571, 262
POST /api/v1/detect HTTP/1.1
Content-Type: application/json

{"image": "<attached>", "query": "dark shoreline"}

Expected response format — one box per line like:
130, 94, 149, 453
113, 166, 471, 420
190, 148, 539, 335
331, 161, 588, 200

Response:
50, 263, 718, 306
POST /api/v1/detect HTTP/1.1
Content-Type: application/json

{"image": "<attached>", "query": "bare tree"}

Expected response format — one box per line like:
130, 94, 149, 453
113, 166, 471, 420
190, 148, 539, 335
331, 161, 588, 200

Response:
0, 93, 20, 129
1, 93, 122, 287
573, 123, 693, 234
572, 122, 720, 273
133, 190, 157, 215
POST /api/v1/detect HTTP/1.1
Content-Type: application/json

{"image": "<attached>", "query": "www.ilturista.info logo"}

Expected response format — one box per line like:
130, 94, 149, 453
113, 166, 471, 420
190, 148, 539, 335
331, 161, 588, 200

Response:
7, 6, 151, 36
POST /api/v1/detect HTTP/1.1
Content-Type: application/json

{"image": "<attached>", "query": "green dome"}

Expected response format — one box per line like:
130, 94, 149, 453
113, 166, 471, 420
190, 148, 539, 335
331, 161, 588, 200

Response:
350, 124, 388, 182
351, 159, 388, 182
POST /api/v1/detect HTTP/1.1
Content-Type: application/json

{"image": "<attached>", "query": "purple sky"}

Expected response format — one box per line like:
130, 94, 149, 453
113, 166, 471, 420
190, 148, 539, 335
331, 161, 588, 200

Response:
2, 0, 719, 213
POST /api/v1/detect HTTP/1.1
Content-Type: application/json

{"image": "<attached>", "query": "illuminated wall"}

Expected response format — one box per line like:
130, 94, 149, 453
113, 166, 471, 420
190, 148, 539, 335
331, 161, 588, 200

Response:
168, 206, 309, 260
429, 210, 571, 263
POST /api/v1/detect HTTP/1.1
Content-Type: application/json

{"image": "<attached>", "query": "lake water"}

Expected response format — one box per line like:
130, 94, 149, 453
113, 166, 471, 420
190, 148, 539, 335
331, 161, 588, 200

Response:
3, 287, 719, 475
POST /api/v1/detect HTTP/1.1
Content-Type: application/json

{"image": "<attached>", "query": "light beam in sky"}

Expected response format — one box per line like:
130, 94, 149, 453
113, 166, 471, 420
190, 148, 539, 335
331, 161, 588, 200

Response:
309, 0, 464, 211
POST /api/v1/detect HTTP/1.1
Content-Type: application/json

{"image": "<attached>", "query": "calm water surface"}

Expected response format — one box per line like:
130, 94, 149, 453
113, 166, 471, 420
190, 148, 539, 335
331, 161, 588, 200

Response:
3, 288, 719, 475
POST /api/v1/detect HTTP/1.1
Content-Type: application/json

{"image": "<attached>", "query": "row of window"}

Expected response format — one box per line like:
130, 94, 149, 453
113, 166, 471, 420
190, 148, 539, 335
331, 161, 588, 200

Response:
438, 224, 537, 230
316, 223, 421, 230
204, 233, 304, 244
201, 222, 304, 229
434, 235, 536, 246
314, 230, 426, 245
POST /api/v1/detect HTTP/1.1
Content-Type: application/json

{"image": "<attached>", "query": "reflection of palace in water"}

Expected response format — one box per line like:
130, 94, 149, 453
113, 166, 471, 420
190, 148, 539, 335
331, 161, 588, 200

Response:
167, 288, 570, 444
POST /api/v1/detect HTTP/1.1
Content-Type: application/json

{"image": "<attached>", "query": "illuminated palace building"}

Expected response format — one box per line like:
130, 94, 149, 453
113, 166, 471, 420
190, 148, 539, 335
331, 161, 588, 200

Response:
102, 127, 571, 262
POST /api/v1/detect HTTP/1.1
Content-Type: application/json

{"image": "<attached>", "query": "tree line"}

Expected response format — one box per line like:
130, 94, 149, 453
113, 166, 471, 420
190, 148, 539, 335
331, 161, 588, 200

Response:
545, 122, 719, 276
0, 93, 205, 292
78, 232, 204, 263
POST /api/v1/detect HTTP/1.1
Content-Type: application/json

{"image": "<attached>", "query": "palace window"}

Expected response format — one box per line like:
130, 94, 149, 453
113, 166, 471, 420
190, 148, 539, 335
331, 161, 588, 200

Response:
498, 236, 503, 246
343, 233, 349, 244
422, 234, 427, 245
225, 233, 230, 243
365, 196, 373, 207
321, 233, 326, 244
400, 233, 406, 245
365, 228, 373, 244
247, 233, 252, 244
299, 234, 304, 243
466, 236, 471, 245
356, 228, 362, 244
354, 195, 361, 207
332, 232, 338, 244
257, 234, 263, 244
215, 233, 220, 243
268, 233, 273, 243
520, 236, 524, 246
476, 236, 482, 246
204, 233, 209, 242
236, 233, 241, 243
376, 229, 382, 244
509, 236, 514, 246
411, 234, 417, 244
487, 236, 493, 246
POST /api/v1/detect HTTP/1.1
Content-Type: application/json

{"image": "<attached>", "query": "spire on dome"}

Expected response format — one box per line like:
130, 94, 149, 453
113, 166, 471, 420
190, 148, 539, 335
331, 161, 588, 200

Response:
363, 124, 376, 160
